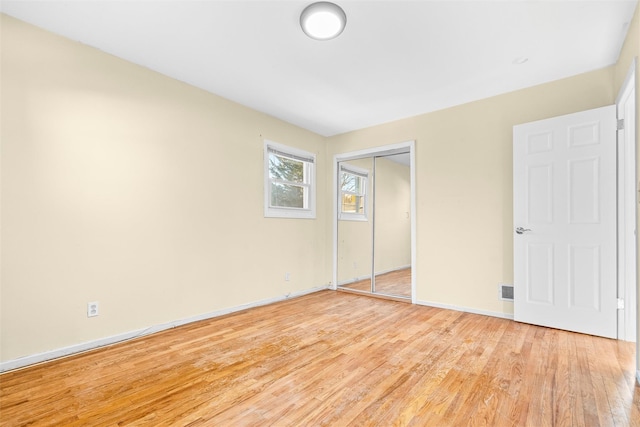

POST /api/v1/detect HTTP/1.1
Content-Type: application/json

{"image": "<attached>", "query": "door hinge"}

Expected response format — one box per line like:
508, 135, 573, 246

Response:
617, 298, 625, 309
617, 119, 625, 130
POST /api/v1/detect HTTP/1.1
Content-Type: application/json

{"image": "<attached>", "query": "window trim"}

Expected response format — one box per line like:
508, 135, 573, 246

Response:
264, 140, 316, 219
339, 164, 369, 221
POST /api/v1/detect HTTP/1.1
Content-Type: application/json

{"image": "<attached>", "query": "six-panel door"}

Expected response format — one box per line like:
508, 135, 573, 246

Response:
513, 105, 617, 339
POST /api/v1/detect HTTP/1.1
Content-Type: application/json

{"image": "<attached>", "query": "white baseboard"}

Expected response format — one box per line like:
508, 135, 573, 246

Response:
415, 299, 515, 320
0, 285, 329, 373
376, 264, 411, 276
337, 265, 411, 286
337, 274, 370, 286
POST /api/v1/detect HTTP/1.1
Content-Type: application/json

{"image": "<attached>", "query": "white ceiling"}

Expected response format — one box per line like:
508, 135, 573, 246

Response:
1, 0, 637, 137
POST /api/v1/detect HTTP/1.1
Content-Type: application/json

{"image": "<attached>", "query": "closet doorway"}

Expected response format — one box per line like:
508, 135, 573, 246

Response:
333, 141, 416, 302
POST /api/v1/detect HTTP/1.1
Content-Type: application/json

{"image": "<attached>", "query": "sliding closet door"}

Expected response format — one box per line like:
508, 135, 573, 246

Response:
372, 154, 412, 298
336, 158, 373, 293
336, 148, 413, 300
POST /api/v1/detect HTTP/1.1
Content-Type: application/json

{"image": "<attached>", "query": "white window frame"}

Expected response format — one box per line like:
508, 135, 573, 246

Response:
339, 164, 369, 221
264, 140, 316, 219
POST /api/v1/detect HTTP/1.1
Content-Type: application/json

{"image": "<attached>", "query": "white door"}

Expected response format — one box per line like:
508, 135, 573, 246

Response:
513, 105, 617, 339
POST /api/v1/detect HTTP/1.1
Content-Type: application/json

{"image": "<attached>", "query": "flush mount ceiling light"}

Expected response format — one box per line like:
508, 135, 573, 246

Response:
300, 2, 346, 41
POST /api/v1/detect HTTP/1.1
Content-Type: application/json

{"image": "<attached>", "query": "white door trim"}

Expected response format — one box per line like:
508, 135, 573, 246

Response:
332, 141, 417, 303
616, 59, 637, 343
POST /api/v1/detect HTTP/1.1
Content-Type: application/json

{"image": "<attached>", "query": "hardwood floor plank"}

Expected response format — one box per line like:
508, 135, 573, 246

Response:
572, 331, 607, 427
489, 321, 532, 426
1, 291, 637, 426
581, 332, 634, 427
553, 328, 584, 427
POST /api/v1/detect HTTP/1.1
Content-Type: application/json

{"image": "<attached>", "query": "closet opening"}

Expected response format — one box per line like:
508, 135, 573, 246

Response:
332, 141, 416, 303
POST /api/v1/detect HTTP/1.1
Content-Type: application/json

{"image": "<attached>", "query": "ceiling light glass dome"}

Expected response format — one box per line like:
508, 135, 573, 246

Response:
300, 2, 347, 41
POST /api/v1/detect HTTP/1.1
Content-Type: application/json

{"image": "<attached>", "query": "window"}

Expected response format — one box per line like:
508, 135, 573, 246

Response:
264, 140, 316, 219
339, 164, 368, 221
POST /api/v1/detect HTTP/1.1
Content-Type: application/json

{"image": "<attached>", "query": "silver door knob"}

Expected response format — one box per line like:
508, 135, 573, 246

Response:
515, 227, 531, 234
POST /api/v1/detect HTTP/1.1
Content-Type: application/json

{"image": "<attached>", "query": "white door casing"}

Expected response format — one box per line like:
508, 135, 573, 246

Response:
616, 64, 637, 343
513, 105, 617, 339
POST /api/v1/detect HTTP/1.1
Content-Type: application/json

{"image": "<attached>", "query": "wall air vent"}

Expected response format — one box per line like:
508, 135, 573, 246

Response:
499, 284, 514, 301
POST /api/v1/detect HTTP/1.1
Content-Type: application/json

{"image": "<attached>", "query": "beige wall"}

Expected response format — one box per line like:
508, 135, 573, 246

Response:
0, 15, 328, 362
327, 67, 615, 315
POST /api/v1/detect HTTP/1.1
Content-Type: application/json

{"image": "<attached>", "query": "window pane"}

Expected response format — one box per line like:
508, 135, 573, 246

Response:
354, 176, 363, 193
269, 153, 304, 183
271, 183, 304, 208
342, 194, 364, 214
341, 173, 356, 192
341, 172, 364, 194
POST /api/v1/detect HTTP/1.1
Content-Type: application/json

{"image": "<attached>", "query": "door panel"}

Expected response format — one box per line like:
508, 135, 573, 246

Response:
568, 245, 600, 309
568, 157, 599, 223
513, 105, 617, 339
527, 164, 553, 223
526, 242, 554, 304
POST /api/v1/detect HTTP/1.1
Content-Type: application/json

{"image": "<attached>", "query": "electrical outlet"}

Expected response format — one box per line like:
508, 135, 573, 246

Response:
87, 301, 99, 317
285, 272, 290, 281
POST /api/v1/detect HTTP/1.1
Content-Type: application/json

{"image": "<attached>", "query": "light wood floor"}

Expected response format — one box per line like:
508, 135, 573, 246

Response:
1, 291, 638, 426
339, 267, 411, 298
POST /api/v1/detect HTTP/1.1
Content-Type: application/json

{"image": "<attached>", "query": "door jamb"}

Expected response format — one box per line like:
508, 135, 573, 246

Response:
616, 60, 637, 344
